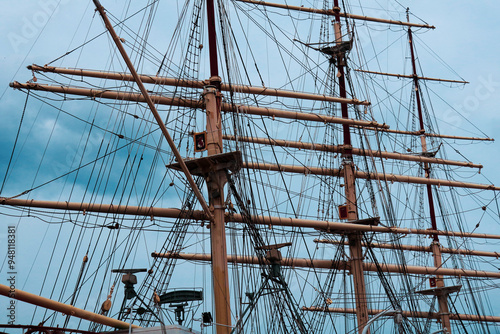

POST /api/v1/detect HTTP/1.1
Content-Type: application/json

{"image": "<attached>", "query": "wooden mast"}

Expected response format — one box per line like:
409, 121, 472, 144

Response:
407, 10, 452, 333
205, 79, 232, 333
92, 0, 230, 330
331, 2, 369, 332
205, 0, 232, 331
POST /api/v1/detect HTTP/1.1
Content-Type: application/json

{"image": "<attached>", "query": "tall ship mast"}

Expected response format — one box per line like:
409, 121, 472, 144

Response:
1, 1, 499, 333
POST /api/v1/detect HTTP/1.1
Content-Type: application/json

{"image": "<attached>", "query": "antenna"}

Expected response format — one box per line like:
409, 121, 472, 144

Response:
158, 289, 204, 326
112, 268, 147, 320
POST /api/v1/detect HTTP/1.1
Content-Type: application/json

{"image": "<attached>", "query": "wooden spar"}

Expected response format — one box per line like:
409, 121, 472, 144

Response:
0, 284, 139, 329
3, 197, 500, 240
8, 82, 385, 129
354, 69, 469, 84
91, 0, 213, 222
372, 127, 494, 141
243, 162, 499, 191
152, 252, 345, 268
28, 64, 370, 105
302, 307, 500, 323
151, 252, 500, 279
235, 0, 435, 29
228, 212, 500, 240
8, 81, 203, 105
224, 135, 483, 169
0, 197, 204, 219
0, 325, 96, 334
314, 239, 500, 258
235, 104, 386, 128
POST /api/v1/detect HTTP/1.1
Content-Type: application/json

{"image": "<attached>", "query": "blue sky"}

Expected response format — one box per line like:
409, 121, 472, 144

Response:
2, 0, 499, 173
1, 0, 500, 332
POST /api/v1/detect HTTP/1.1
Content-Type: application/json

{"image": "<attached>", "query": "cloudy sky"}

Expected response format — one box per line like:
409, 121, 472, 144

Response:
1, 0, 500, 331
2, 0, 500, 170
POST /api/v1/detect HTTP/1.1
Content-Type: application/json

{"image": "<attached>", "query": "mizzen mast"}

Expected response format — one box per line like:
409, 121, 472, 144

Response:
406, 9, 453, 333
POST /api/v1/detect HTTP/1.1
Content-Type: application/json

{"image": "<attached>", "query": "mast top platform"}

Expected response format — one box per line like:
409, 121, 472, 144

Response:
416, 285, 462, 296
166, 151, 242, 177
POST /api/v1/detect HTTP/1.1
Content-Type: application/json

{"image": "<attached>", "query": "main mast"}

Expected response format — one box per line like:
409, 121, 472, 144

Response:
332, 2, 370, 333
